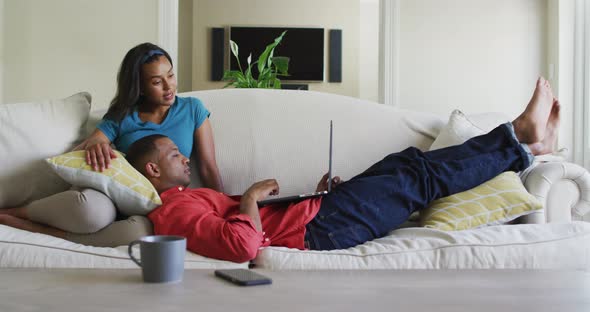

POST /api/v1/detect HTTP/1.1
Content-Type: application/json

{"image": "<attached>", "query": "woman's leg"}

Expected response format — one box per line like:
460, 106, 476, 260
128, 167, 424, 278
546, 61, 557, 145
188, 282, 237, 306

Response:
0, 214, 153, 247
26, 187, 117, 233
0, 187, 116, 236
66, 216, 153, 247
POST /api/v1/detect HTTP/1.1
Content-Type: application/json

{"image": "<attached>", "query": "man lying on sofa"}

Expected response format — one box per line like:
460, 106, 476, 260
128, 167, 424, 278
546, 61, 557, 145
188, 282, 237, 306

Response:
126, 77, 560, 263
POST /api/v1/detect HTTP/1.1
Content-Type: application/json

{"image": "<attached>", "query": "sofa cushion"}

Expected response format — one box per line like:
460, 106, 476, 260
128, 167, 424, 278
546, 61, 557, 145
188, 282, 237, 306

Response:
179, 89, 445, 196
255, 222, 590, 270
429, 109, 510, 150
420, 172, 543, 231
45, 151, 161, 216
0, 92, 91, 207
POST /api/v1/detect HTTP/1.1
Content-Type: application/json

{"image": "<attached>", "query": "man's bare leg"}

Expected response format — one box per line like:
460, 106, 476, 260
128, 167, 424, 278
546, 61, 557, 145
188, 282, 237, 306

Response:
0, 214, 66, 239
528, 99, 560, 156
512, 77, 554, 143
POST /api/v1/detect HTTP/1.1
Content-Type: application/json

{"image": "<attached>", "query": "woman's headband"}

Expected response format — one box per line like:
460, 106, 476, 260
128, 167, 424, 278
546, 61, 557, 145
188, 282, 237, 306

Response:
141, 49, 165, 64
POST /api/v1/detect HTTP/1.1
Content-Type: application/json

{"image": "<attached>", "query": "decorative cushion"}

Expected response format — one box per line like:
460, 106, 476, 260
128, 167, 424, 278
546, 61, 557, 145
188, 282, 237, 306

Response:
45, 151, 161, 216
0, 92, 91, 207
429, 109, 509, 150
420, 172, 543, 231
429, 109, 565, 163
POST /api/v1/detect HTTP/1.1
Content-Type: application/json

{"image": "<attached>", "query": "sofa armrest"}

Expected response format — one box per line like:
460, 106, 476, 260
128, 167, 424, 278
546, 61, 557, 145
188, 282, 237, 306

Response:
520, 162, 590, 223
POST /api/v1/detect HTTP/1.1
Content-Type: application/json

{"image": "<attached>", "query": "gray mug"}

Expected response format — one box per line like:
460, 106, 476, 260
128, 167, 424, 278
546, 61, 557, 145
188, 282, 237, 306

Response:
128, 235, 186, 283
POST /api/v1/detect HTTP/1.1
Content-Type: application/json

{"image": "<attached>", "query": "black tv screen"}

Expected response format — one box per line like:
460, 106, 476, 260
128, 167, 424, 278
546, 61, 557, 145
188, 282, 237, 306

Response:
229, 27, 324, 81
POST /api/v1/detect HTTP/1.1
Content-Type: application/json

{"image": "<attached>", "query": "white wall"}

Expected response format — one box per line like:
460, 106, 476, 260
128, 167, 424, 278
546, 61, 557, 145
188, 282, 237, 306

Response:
397, 0, 548, 119
359, 0, 380, 102
191, 0, 379, 99
2, 0, 159, 111
554, 0, 575, 160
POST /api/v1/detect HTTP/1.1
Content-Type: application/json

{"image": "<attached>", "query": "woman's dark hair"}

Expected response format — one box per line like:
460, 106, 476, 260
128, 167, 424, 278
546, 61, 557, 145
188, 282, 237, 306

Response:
104, 43, 173, 122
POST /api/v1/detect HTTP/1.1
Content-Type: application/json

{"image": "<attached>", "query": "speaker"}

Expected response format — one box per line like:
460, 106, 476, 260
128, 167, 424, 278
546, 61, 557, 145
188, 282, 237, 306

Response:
211, 28, 225, 81
328, 29, 342, 83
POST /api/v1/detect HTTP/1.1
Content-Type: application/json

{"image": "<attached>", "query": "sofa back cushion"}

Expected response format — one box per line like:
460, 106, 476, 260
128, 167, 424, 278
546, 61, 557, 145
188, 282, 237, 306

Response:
179, 89, 444, 196
0, 92, 91, 207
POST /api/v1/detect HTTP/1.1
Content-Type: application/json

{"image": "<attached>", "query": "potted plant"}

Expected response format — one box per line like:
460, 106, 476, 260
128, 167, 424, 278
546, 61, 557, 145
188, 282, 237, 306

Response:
223, 31, 290, 89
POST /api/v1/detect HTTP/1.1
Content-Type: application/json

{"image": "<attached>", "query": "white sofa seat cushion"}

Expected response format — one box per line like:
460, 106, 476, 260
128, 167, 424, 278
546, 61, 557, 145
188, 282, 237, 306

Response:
0, 225, 247, 269
254, 222, 590, 270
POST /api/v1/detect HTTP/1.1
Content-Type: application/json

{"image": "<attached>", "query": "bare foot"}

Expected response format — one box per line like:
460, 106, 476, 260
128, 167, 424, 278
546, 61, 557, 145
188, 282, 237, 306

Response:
0, 214, 66, 239
528, 99, 560, 156
513, 77, 554, 143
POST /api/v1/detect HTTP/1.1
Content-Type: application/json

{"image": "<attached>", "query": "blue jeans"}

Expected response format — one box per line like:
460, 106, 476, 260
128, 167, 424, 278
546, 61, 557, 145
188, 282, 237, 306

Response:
304, 123, 533, 250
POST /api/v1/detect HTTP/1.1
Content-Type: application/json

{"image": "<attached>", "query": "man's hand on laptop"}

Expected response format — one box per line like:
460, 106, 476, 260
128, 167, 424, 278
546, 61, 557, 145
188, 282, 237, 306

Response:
240, 179, 279, 231
244, 179, 280, 202
316, 173, 342, 192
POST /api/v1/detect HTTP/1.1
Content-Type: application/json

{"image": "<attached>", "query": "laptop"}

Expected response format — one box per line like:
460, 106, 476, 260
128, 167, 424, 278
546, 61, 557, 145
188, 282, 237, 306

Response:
257, 120, 334, 207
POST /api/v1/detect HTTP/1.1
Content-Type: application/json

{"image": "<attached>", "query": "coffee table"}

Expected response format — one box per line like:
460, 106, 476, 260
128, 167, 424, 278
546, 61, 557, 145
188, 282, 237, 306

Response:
0, 269, 588, 311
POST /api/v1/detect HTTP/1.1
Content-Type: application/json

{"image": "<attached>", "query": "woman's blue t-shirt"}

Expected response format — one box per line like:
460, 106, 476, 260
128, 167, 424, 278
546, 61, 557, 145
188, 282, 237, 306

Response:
97, 96, 210, 157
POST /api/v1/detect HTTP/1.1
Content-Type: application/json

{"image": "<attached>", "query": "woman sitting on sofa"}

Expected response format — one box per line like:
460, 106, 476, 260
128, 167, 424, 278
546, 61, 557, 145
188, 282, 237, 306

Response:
0, 42, 223, 247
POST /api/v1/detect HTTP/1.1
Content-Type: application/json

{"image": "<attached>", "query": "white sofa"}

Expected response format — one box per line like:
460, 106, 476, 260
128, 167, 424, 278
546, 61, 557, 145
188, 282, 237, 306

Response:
1, 89, 590, 270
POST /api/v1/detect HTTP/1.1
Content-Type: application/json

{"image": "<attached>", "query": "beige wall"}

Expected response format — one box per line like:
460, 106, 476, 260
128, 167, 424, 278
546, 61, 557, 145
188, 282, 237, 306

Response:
190, 0, 372, 98
397, 0, 548, 119
2, 0, 159, 111
178, 0, 194, 92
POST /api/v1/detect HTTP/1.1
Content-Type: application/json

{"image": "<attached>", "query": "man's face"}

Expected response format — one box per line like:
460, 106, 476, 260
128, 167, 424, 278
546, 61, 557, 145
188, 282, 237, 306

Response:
154, 137, 191, 187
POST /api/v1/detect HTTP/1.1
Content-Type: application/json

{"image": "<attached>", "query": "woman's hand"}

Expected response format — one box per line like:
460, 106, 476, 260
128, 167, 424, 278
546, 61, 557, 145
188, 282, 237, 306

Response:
72, 129, 115, 172
85, 142, 117, 172
315, 173, 342, 192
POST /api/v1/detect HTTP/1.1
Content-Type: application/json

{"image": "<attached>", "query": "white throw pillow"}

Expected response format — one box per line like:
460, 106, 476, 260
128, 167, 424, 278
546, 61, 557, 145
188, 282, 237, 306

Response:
0, 92, 91, 207
429, 110, 510, 150
45, 151, 161, 216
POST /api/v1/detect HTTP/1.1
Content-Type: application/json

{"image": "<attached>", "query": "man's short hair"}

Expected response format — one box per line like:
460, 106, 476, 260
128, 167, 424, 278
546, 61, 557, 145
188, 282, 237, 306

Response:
126, 134, 168, 174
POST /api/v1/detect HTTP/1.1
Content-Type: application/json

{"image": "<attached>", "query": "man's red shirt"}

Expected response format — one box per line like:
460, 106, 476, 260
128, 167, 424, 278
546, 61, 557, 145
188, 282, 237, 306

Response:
148, 186, 322, 263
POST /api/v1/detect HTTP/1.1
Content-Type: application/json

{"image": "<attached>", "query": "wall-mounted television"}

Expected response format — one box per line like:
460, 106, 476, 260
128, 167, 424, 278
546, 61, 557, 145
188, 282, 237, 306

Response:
229, 27, 324, 81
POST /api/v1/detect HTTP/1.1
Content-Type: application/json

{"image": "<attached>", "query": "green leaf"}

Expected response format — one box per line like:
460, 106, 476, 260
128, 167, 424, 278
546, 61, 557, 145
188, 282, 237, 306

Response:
222, 70, 245, 81
245, 63, 259, 88
258, 67, 271, 81
257, 31, 286, 76
271, 56, 290, 75
273, 79, 281, 89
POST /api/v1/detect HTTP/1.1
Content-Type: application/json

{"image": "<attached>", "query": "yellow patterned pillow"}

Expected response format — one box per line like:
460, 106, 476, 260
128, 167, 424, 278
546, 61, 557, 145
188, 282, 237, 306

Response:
420, 172, 542, 231
46, 151, 161, 216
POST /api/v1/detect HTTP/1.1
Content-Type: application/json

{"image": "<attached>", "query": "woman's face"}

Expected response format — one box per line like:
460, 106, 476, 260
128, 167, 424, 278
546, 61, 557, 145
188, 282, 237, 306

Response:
140, 56, 177, 107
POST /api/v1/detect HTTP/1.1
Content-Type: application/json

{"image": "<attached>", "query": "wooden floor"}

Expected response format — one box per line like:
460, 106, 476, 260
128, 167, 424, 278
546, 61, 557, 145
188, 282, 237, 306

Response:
0, 269, 588, 312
